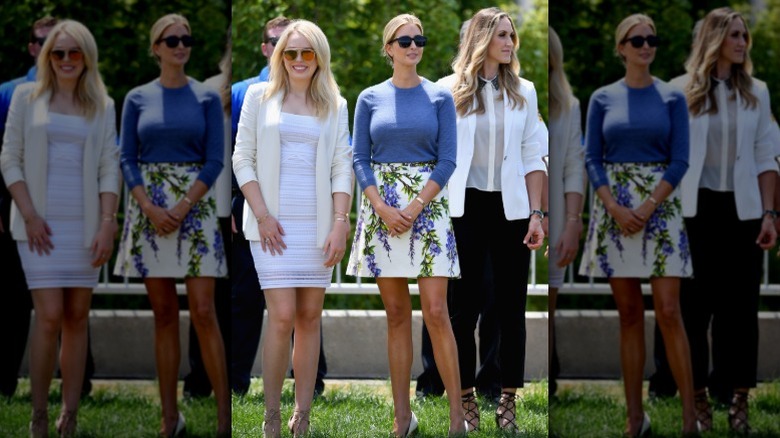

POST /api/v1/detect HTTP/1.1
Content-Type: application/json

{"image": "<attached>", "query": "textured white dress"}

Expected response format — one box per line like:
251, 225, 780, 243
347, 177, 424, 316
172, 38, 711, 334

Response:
250, 113, 332, 288
18, 113, 100, 289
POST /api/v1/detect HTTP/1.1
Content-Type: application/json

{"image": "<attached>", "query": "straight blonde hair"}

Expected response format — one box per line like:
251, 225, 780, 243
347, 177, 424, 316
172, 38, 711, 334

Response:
450, 7, 524, 117
264, 20, 341, 118
614, 14, 656, 64
381, 14, 423, 67
149, 14, 191, 64
34, 20, 107, 119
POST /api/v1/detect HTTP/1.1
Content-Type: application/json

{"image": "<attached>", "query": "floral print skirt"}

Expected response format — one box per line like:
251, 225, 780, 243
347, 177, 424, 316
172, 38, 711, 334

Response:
114, 163, 227, 278
347, 161, 460, 278
578, 162, 692, 278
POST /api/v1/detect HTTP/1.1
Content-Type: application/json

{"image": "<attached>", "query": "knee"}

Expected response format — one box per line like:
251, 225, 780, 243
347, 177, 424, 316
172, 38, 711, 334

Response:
655, 303, 682, 329
190, 302, 217, 329
618, 304, 644, 329
295, 309, 321, 333
384, 304, 411, 328
35, 310, 63, 336
152, 302, 180, 328
268, 308, 295, 336
423, 303, 450, 331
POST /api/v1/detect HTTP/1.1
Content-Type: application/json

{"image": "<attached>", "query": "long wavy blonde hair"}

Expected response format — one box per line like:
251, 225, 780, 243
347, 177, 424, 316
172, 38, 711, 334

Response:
34, 20, 107, 119
549, 26, 574, 120
264, 20, 341, 118
683, 7, 756, 116
450, 7, 524, 117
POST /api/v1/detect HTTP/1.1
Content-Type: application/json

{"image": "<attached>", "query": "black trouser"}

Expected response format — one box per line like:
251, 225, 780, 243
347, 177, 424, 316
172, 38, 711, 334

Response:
416, 260, 500, 398
681, 189, 762, 391
184, 216, 232, 396
450, 189, 530, 389
0, 201, 32, 397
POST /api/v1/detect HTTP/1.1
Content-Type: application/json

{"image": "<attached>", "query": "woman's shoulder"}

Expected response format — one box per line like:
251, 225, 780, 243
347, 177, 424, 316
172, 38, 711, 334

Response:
589, 80, 623, 103
125, 80, 158, 101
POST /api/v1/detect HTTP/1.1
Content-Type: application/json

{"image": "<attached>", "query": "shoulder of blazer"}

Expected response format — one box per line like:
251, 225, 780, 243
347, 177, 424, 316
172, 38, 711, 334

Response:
750, 77, 769, 96
12, 82, 38, 105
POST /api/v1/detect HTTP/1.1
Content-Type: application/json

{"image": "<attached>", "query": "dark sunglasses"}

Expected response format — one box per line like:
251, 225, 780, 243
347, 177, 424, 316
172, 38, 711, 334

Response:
266, 36, 280, 46
389, 35, 427, 48
51, 49, 83, 62
622, 35, 660, 48
283, 49, 316, 62
31, 36, 46, 46
157, 35, 194, 48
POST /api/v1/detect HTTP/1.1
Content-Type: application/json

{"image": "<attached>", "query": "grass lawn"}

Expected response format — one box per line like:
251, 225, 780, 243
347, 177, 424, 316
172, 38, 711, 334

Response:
550, 380, 780, 438
0, 379, 220, 437
232, 378, 549, 437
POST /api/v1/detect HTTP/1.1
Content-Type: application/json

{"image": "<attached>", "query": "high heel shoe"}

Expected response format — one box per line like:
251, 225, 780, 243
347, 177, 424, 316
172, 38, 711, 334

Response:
398, 411, 418, 437
159, 412, 186, 438
56, 409, 78, 438
448, 420, 470, 436
495, 392, 519, 433
262, 409, 282, 438
626, 412, 651, 438
461, 392, 480, 432
694, 390, 712, 432
288, 409, 310, 437
29, 409, 48, 438
728, 391, 751, 434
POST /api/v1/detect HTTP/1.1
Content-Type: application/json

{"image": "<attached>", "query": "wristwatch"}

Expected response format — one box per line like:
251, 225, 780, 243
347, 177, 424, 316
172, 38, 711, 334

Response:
763, 209, 778, 220
530, 209, 545, 220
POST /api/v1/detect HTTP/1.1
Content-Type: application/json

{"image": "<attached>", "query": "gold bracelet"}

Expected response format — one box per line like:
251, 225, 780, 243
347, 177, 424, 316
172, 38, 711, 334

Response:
414, 196, 426, 206
334, 210, 348, 217
335, 217, 347, 222
566, 213, 582, 222
183, 196, 194, 206
648, 196, 659, 206
101, 212, 117, 222
256, 212, 270, 224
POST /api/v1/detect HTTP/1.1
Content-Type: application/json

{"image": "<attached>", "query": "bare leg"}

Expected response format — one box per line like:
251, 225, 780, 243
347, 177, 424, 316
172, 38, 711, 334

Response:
145, 278, 181, 436
418, 277, 466, 434
59, 288, 93, 415
30, 289, 64, 414
651, 277, 697, 433
262, 288, 296, 418
609, 278, 646, 436
186, 276, 230, 434
377, 278, 413, 436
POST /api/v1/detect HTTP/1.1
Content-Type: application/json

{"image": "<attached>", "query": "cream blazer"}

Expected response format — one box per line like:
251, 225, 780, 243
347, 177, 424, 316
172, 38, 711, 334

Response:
0, 82, 120, 246
436, 74, 547, 219
548, 98, 585, 244
232, 82, 352, 246
670, 75, 777, 220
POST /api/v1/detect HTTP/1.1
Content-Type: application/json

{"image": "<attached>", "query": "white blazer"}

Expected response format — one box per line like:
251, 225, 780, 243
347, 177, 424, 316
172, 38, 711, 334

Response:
436, 74, 547, 220
232, 82, 352, 246
0, 83, 120, 246
670, 74, 777, 220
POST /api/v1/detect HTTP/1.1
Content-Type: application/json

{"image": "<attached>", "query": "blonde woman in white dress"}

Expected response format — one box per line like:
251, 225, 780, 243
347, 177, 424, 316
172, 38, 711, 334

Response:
0, 20, 119, 438
232, 19, 352, 438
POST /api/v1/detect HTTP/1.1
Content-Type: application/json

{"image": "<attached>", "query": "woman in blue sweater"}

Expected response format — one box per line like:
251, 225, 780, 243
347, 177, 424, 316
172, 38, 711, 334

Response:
347, 13, 467, 437
578, 13, 697, 436
114, 14, 228, 437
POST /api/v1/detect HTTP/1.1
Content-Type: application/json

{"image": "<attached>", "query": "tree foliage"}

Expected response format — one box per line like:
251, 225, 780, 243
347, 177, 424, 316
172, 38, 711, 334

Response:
233, 0, 548, 127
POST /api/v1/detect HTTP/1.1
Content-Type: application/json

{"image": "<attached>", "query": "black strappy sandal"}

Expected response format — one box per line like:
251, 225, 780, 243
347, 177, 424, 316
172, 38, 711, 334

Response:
495, 392, 519, 433
461, 392, 479, 432
728, 391, 751, 434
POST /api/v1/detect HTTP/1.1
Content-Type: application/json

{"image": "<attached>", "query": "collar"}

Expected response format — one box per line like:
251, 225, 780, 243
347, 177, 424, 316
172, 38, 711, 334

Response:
478, 75, 499, 92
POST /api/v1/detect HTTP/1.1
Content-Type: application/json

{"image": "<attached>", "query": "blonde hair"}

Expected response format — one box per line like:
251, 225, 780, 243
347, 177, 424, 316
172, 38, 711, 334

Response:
450, 7, 524, 117
34, 20, 107, 119
264, 20, 341, 118
614, 14, 656, 64
149, 14, 191, 63
381, 14, 423, 67
684, 7, 756, 116
549, 26, 574, 120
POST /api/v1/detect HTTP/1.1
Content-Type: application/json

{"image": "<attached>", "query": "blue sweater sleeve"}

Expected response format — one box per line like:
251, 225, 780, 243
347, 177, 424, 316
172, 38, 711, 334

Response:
584, 91, 609, 190
661, 91, 689, 188
429, 92, 457, 188
353, 89, 376, 190
119, 90, 143, 190
197, 90, 225, 188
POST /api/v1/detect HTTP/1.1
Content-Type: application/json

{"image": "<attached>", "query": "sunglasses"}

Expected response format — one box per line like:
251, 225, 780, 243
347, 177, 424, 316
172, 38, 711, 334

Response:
622, 35, 660, 48
157, 35, 194, 48
51, 49, 83, 62
282, 49, 316, 62
266, 36, 280, 46
389, 35, 427, 48
31, 36, 46, 46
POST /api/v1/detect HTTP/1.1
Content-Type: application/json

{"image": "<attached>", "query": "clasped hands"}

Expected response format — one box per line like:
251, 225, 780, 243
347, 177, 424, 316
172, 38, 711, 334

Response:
378, 202, 422, 238
146, 202, 188, 237
610, 202, 654, 236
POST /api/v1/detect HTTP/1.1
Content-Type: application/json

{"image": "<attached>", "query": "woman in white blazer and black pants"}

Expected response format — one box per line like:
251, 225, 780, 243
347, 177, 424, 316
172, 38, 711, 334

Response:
437, 7, 545, 432
0, 21, 119, 437
670, 7, 776, 433
232, 20, 352, 437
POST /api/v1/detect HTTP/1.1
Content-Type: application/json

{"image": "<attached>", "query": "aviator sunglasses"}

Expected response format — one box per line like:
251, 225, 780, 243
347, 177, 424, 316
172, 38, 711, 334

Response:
389, 35, 428, 48
157, 35, 195, 48
283, 49, 316, 62
51, 49, 83, 62
622, 35, 660, 48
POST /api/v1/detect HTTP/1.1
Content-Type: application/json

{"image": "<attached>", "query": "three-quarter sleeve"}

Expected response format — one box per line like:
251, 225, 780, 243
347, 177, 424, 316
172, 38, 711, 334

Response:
331, 99, 353, 195
429, 92, 457, 187
196, 91, 225, 188
119, 91, 144, 190
584, 91, 609, 190
661, 90, 690, 188
352, 90, 376, 191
